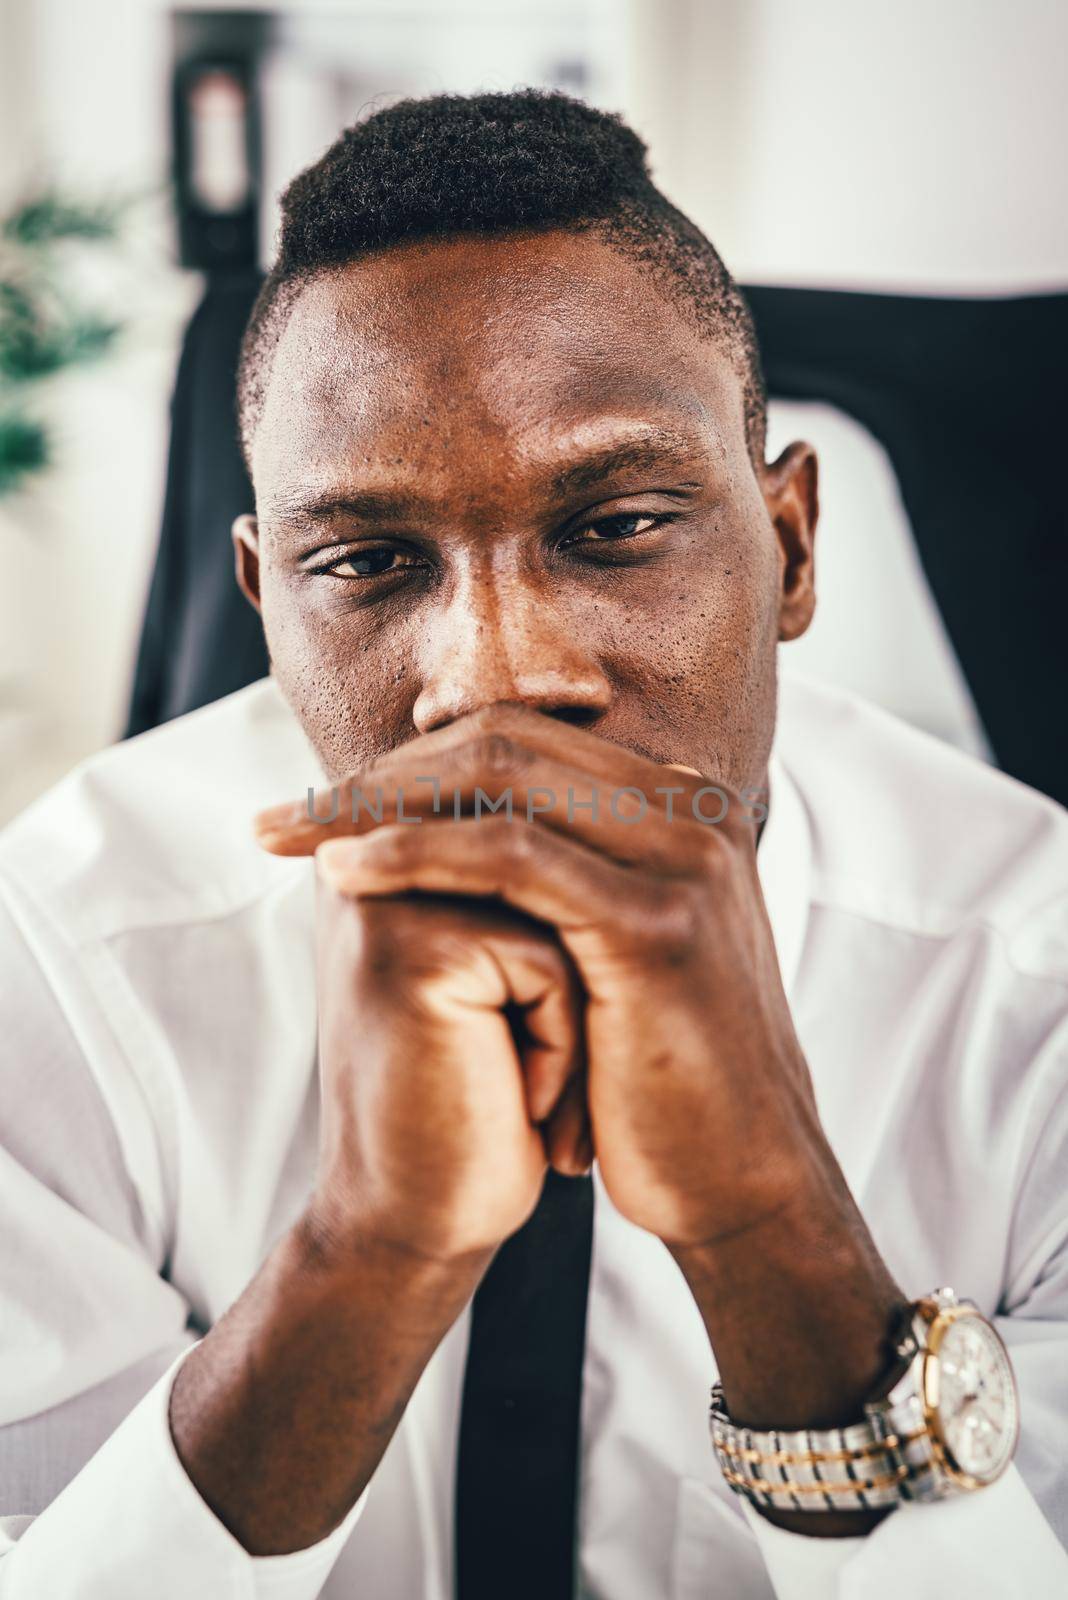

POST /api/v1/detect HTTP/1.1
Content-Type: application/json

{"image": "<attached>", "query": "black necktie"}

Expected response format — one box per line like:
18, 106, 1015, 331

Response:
455, 1169, 595, 1600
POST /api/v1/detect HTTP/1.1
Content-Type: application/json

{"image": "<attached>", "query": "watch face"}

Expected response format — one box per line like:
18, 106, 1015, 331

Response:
932, 1312, 1019, 1484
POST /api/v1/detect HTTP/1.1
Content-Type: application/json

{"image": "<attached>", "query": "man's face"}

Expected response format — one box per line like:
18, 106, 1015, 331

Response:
235, 230, 817, 793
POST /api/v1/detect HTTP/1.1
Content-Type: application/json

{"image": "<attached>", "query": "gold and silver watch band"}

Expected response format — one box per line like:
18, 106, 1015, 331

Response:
710, 1289, 1019, 1514
708, 1383, 937, 1514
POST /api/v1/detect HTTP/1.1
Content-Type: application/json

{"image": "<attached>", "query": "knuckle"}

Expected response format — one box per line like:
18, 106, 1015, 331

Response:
357, 923, 404, 984
693, 822, 730, 874
323, 895, 401, 983
501, 815, 538, 861
642, 883, 700, 962
349, 897, 434, 980
365, 822, 416, 867
314, 839, 357, 895
467, 702, 529, 737
462, 730, 532, 781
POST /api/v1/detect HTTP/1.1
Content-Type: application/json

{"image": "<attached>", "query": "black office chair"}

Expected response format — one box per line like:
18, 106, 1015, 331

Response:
125, 275, 1068, 807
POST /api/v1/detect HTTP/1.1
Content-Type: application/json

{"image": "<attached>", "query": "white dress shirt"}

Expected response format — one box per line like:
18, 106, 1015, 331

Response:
0, 668, 1066, 1600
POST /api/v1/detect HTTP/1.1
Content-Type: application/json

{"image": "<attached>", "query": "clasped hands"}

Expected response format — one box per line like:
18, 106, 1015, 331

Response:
254, 704, 821, 1265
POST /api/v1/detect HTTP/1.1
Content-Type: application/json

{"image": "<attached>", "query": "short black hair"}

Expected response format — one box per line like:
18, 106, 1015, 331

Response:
237, 89, 766, 469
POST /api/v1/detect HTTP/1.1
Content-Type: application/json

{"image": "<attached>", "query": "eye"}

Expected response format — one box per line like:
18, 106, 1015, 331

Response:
319, 547, 425, 579
561, 512, 669, 548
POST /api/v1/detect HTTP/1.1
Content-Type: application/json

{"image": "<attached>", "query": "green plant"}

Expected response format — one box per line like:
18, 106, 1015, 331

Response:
0, 193, 128, 497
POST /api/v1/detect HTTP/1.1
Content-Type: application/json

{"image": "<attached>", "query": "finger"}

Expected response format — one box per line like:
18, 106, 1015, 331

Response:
315, 818, 688, 976
273, 704, 709, 838
257, 747, 751, 867
255, 717, 726, 839
517, 946, 588, 1126
542, 1071, 593, 1177
254, 702, 723, 842
324, 876, 589, 1133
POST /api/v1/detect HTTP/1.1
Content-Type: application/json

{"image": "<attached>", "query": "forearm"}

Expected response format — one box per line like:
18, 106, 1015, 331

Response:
170, 1211, 491, 1556
670, 1139, 908, 1538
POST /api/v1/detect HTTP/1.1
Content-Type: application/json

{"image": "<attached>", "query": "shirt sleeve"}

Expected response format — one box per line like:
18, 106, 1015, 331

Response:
739, 1278, 1068, 1600
742, 1465, 1067, 1598
737, 1005, 1068, 1599
0, 877, 365, 1598
0, 1348, 366, 1600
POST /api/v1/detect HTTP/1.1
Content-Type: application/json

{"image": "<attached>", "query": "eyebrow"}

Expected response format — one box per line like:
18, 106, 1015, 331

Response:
267, 425, 708, 528
549, 433, 703, 498
269, 489, 426, 527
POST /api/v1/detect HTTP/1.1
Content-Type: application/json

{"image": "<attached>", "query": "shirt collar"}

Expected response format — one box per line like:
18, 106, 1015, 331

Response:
756, 750, 812, 1002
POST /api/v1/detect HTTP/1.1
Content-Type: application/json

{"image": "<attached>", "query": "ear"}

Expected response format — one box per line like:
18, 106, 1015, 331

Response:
232, 514, 263, 614
761, 441, 818, 642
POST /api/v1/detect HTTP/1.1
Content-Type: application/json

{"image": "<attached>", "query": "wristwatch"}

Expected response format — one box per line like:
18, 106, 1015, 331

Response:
709, 1288, 1020, 1513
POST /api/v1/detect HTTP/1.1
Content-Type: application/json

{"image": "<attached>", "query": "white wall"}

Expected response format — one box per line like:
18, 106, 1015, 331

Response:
625, 0, 1068, 293
738, 0, 1068, 292
0, 0, 199, 819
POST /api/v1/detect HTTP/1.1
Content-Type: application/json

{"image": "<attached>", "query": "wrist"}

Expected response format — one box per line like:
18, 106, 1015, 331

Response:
673, 1162, 906, 1543
293, 1200, 495, 1324
171, 1207, 491, 1556
666, 1153, 813, 1269
668, 1154, 906, 1432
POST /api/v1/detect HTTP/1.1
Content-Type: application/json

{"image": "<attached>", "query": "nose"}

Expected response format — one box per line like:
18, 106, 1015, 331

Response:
411, 571, 613, 734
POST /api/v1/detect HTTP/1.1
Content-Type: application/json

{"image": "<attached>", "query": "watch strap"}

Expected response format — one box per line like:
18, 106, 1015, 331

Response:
865, 1373, 941, 1502
708, 1384, 914, 1512
713, 1369, 946, 1504
709, 1290, 1016, 1514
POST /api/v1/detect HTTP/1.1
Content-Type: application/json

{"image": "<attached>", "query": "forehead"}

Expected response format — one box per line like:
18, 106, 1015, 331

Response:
252, 231, 744, 501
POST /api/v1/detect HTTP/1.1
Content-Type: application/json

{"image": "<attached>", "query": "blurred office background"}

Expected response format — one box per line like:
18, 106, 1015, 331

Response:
1, 0, 1066, 824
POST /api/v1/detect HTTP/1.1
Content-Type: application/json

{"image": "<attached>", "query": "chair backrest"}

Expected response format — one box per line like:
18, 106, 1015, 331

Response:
125, 276, 268, 738
125, 276, 1068, 807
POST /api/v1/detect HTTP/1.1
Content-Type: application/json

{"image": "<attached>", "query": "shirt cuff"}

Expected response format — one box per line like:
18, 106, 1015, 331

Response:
742, 1467, 1068, 1599
740, 1501, 864, 1596
0, 1346, 367, 1600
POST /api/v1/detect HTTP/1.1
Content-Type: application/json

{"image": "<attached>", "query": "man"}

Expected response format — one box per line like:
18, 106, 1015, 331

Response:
0, 90, 1065, 1599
